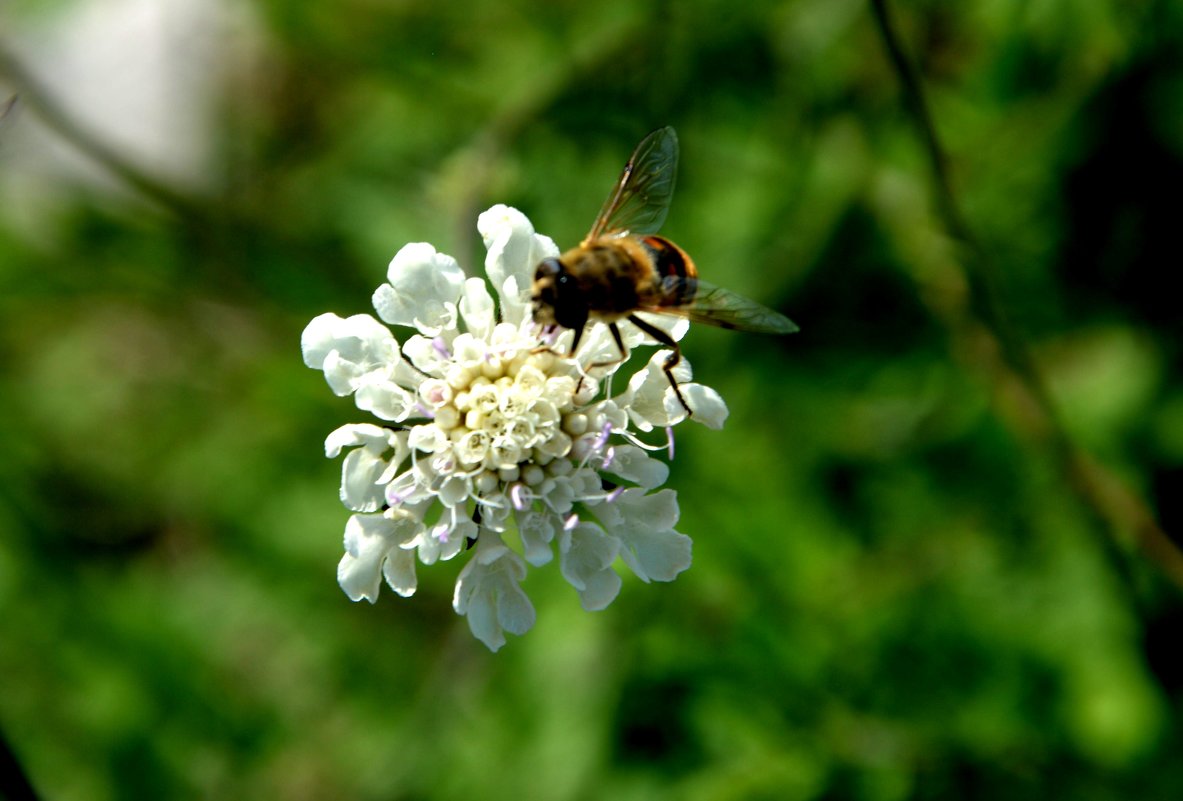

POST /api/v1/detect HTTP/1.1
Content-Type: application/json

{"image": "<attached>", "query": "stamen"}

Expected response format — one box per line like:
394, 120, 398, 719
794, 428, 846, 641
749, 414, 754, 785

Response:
616, 429, 665, 452
414, 402, 436, 419
602, 446, 615, 469
432, 336, 451, 358
594, 421, 612, 450
432, 522, 451, 542
666, 426, 675, 460
510, 483, 530, 511
563, 513, 579, 531
606, 486, 625, 503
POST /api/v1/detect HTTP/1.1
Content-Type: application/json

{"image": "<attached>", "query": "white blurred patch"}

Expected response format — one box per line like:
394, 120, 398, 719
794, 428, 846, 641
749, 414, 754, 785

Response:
0, 0, 258, 220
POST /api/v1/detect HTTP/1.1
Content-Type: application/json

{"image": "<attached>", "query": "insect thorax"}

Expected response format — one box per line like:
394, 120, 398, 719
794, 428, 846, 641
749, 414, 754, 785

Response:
562, 241, 653, 319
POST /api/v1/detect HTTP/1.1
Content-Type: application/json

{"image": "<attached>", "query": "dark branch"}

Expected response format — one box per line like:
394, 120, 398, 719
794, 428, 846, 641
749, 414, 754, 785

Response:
869, 0, 1183, 592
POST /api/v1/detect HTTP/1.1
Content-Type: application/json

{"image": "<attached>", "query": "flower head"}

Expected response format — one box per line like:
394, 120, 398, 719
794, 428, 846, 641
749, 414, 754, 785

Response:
302, 205, 728, 650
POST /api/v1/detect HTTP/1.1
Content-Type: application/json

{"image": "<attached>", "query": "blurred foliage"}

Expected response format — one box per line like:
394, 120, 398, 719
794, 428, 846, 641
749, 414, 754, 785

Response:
2, 0, 1183, 799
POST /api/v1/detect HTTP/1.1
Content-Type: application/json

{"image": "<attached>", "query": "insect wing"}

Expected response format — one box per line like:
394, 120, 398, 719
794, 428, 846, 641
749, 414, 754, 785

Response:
585, 126, 679, 242
647, 279, 798, 334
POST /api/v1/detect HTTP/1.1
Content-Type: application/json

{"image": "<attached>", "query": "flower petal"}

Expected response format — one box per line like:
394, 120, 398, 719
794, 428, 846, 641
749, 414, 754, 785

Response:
629, 312, 689, 344
373, 242, 465, 333
517, 509, 556, 566
478, 205, 558, 326
559, 521, 622, 611
381, 547, 418, 597
681, 382, 728, 429
324, 423, 395, 458
603, 444, 670, 489
337, 512, 418, 602
355, 378, 418, 422
453, 533, 536, 651
619, 350, 693, 431
459, 277, 496, 341
591, 488, 690, 582
340, 446, 390, 512
302, 313, 403, 397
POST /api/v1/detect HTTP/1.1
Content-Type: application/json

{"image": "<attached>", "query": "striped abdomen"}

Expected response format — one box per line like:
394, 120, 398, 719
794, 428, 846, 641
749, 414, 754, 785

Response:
639, 235, 698, 308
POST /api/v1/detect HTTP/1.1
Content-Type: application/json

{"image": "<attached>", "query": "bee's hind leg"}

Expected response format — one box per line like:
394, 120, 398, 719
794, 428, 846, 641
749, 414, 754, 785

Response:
625, 314, 692, 416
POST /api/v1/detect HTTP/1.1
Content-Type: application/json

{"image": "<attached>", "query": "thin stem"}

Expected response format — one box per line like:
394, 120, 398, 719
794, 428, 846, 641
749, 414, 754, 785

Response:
0, 41, 205, 218
869, 0, 1183, 591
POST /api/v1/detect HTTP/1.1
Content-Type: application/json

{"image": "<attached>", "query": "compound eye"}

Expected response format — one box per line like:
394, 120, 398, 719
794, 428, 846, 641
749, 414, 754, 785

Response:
535, 258, 562, 281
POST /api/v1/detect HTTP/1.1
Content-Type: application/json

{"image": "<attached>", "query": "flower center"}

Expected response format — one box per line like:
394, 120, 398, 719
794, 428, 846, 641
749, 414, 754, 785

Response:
420, 348, 581, 479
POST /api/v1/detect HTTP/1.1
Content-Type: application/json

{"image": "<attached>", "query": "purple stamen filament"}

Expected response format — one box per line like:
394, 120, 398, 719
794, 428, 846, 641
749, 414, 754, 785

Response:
510, 484, 529, 511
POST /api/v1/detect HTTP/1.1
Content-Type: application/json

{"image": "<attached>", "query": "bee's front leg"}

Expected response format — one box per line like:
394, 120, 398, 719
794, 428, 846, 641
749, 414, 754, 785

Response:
588, 322, 629, 369
531, 322, 583, 360
576, 323, 618, 397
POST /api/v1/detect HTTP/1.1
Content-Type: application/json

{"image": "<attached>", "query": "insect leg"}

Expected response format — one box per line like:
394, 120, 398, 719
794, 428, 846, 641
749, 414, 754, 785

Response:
626, 314, 691, 416
585, 322, 631, 369
577, 323, 631, 397
568, 323, 586, 358
608, 322, 626, 360
531, 322, 586, 360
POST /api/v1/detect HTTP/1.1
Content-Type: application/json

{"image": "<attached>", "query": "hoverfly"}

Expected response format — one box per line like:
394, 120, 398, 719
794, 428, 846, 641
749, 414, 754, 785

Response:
531, 126, 798, 414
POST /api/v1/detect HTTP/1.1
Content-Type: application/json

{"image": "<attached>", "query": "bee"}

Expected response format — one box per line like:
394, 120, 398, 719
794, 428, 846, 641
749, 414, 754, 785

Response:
531, 126, 798, 414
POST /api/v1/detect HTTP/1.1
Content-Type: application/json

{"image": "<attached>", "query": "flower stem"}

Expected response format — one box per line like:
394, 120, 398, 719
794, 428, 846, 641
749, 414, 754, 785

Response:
0, 40, 205, 219
868, 0, 1183, 592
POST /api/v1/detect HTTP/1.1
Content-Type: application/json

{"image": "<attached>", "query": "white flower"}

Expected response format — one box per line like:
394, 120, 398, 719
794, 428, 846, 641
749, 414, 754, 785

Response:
302, 204, 728, 651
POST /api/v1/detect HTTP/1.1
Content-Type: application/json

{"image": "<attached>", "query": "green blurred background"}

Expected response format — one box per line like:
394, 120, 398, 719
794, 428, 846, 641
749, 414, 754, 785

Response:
3, 0, 1182, 798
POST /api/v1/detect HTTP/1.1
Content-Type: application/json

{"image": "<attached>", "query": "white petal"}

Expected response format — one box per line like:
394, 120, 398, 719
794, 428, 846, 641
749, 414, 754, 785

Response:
413, 513, 471, 565
452, 533, 536, 651
303, 313, 403, 397
373, 242, 465, 333
302, 312, 343, 369
477, 205, 558, 326
376, 431, 412, 483
302, 312, 397, 369
559, 522, 622, 611
321, 350, 366, 397
459, 277, 496, 340
539, 473, 576, 513
337, 512, 421, 602
603, 444, 670, 489
382, 547, 418, 597
498, 275, 532, 328
340, 447, 389, 512
355, 379, 418, 422
407, 423, 448, 453
517, 509, 556, 566
620, 350, 694, 430
402, 334, 450, 376
478, 205, 537, 296
337, 513, 396, 602
324, 423, 393, 458
629, 312, 690, 344
591, 488, 690, 583
681, 383, 728, 429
